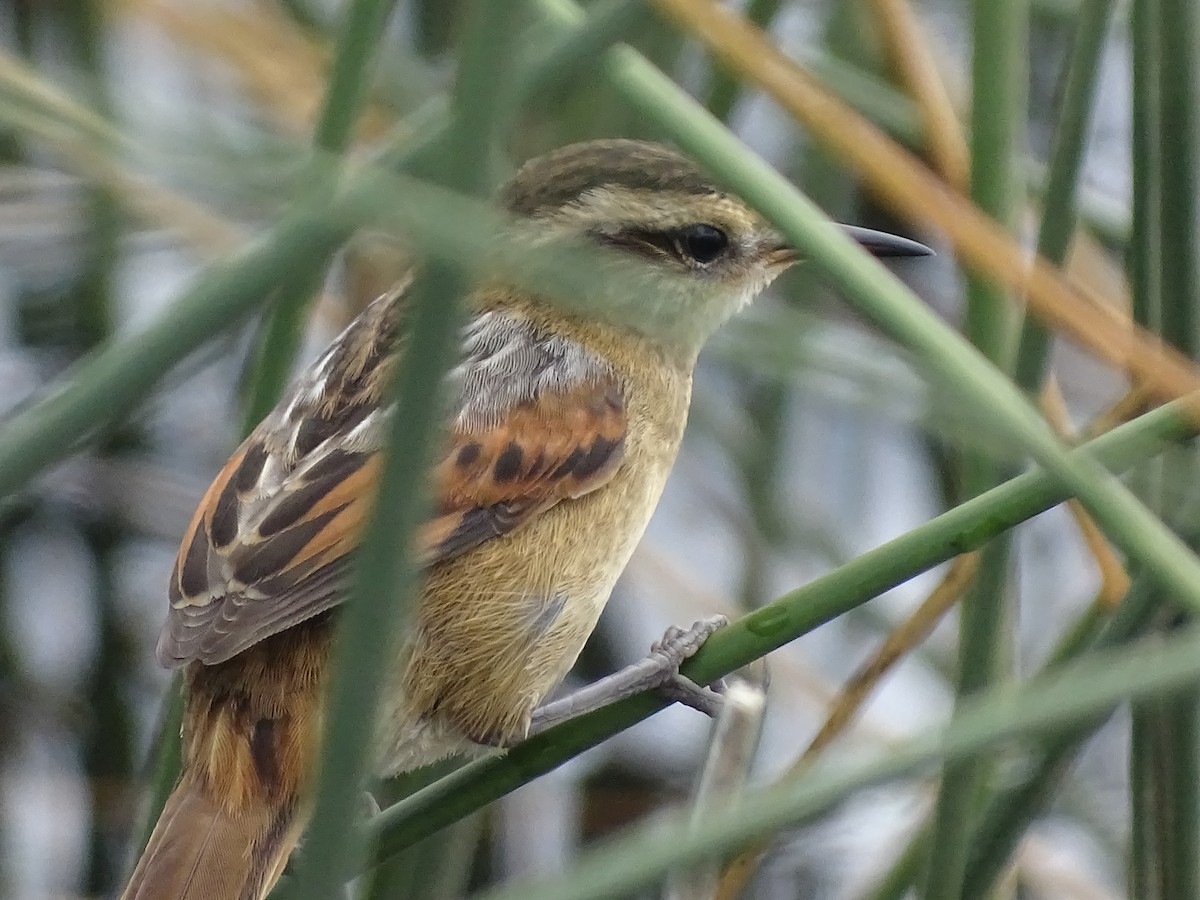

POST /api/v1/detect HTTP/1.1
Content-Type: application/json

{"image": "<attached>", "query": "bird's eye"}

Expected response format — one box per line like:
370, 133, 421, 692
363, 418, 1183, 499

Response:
679, 224, 729, 264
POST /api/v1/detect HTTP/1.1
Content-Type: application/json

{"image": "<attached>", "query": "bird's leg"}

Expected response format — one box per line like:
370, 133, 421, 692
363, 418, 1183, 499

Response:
528, 615, 728, 736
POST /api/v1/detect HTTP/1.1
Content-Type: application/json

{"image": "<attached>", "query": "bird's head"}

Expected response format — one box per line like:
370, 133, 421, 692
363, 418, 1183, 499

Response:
499, 139, 930, 353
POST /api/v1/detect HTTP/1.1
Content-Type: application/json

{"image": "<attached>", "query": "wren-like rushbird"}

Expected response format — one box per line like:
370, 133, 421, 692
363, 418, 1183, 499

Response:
122, 139, 930, 899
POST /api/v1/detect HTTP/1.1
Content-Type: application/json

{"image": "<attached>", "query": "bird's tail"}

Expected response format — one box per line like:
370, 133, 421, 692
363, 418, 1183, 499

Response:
121, 772, 301, 900
121, 674, 318, 900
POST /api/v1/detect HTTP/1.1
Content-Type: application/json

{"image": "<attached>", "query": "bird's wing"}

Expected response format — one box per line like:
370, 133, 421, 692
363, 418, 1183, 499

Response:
157, 288, 626, 668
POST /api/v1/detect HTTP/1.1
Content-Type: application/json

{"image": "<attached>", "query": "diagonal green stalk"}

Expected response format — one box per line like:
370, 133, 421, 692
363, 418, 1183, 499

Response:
239, 0, 403, 430
463, 620, 1200, 900
365, 398, 1198, 868
6, 0, 1200, 627
2, 8, 1197, 891
923, 2, 1027, 896
369, 2, 1200, 877
290, 2, 526, 894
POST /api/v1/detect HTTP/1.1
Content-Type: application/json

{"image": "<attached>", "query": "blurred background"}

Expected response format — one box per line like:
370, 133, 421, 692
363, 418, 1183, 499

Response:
0, 0, 1140, 897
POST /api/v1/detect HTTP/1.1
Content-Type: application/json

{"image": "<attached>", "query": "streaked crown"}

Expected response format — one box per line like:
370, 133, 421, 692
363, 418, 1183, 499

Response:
503, 140, 721, 216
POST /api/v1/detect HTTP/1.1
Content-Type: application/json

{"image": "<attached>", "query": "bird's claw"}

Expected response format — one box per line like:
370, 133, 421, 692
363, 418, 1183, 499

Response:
647, 615, 729, 718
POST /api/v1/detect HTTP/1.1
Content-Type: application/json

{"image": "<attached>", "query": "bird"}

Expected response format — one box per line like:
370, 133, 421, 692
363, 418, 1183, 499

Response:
121, 138, 930, 899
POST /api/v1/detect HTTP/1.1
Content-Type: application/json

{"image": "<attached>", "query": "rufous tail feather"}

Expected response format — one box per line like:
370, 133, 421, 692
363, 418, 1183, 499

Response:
124, 610, 327, 898
120, 773, 300, 900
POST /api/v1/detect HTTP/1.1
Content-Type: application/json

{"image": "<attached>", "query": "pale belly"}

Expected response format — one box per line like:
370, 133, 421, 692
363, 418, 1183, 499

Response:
375, 450, 672, 774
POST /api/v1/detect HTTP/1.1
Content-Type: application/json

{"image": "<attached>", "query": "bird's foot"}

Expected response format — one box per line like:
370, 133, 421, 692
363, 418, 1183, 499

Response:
647, 615, 729, 717
528, 615, 729, 735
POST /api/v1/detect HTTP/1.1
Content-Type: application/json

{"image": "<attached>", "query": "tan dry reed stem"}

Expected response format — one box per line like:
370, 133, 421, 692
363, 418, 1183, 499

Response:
866, 0, 969, 189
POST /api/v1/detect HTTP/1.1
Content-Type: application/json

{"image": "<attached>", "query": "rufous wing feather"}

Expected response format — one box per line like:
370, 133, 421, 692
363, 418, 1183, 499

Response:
420, 379, 626, 561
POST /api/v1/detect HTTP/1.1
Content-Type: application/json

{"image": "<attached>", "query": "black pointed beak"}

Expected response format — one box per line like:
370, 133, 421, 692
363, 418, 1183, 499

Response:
839, 224, 934, 258
766, 225, 934, 265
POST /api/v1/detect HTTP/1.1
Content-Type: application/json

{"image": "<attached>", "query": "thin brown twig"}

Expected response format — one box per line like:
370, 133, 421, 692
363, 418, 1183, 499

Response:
803, 554, 981, 759
650, 0, 1200, 416
712, 553, 980, 900
866, 0, 969, 189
